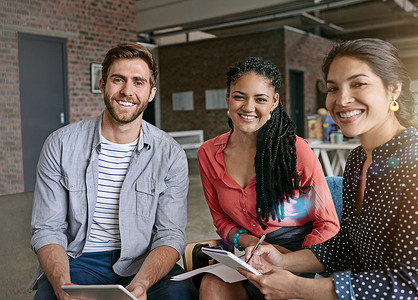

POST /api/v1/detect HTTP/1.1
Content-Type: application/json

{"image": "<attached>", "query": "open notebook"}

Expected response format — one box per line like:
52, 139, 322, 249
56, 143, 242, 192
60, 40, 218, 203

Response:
171, 247, 261, 283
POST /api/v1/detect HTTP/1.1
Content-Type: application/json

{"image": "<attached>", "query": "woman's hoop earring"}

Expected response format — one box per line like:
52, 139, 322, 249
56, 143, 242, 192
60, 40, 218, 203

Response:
390, 96, 399, 112
227, 110, 230, 117
268, 113, 271, 121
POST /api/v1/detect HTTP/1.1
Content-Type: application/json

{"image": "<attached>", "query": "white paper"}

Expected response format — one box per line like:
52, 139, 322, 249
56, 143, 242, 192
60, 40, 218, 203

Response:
171, 247, 261, 283
171, 263, 247, 283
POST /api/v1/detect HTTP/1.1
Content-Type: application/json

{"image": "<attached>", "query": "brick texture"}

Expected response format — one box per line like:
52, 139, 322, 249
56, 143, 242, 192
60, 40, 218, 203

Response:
158, 27, 333, 140
0, 0, 137, 195
284, 28, 333, 126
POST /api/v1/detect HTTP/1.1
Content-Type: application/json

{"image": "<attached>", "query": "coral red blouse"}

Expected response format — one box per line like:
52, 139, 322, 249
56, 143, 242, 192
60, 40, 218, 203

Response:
197, 131, 340, 248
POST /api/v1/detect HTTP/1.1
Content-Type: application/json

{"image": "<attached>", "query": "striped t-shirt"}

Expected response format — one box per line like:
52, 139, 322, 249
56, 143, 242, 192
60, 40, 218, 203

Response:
83, 135, 140, 253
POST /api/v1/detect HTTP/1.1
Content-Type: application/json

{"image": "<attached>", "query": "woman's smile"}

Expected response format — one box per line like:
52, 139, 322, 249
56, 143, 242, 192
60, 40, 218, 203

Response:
227, 72, 278, 134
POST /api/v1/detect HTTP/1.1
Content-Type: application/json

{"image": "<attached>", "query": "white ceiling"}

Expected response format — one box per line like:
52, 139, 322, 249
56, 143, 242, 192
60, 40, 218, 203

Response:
135, 0, 418, 59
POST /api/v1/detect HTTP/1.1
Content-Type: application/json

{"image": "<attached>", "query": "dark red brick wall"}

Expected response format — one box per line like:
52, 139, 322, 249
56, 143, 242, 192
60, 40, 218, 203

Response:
0, 0, 137, 195
284, 28, 334, 132
158, 27, 333, 140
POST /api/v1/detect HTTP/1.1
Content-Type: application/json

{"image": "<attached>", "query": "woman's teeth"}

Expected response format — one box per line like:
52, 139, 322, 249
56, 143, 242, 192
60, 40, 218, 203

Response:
240, 115, 256, 119
339, 110, 361, 118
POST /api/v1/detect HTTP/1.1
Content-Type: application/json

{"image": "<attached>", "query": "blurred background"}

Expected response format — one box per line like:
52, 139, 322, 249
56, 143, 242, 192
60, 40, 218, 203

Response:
1, 0, 417, 298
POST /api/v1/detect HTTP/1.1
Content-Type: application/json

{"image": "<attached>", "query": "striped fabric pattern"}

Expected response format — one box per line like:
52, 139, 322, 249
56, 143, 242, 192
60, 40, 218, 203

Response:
83, 137, 138, 252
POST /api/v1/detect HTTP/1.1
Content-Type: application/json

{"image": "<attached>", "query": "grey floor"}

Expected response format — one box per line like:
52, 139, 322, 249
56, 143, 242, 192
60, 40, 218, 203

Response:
0, 158, 218, 300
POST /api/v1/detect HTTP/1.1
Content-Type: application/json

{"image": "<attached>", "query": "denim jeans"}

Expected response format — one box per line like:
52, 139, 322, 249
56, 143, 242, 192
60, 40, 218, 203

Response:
34, 250, 198, 300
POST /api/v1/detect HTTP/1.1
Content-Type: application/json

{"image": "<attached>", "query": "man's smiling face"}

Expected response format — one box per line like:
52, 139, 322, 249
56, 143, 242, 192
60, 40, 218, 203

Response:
100, 58, 156, 124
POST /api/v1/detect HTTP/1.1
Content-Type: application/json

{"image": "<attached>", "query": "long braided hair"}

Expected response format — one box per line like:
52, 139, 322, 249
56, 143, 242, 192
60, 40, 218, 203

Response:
226, 57, 310, 229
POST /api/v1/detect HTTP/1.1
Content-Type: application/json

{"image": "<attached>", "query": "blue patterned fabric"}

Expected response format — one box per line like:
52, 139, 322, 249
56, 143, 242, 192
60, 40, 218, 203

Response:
326, 176, 343, 222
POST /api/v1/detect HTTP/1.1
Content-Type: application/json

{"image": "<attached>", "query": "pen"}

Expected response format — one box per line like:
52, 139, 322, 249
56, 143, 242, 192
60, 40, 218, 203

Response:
246, 234, 265, 263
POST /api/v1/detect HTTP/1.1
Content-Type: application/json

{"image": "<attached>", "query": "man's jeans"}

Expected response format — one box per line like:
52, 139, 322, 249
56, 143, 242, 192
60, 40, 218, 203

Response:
34, 250, 198, 300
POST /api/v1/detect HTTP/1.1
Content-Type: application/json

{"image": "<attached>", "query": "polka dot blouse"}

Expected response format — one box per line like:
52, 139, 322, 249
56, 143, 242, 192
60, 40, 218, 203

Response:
308, 127, 418, 299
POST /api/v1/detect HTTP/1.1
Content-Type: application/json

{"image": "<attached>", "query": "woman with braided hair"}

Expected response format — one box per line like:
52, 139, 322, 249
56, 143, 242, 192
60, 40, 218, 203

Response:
197, 57, 340, 299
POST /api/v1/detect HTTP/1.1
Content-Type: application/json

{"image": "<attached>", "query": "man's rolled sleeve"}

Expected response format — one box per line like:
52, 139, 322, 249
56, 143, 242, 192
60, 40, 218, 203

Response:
30, 134, 69, 253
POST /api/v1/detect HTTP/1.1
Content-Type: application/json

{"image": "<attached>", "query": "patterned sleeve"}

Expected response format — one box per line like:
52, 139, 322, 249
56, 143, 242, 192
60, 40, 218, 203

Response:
307, 220, 355, 277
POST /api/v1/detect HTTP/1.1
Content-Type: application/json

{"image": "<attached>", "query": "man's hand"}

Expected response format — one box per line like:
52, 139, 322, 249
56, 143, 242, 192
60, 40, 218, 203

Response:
126, 281, 148, 300
55, 288, 83, 300
124, 245, 179, 300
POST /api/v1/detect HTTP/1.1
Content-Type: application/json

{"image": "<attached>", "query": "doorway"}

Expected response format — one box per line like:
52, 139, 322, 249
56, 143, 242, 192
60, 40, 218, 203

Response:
289, 70, 305, 137
18, 33, 68, 192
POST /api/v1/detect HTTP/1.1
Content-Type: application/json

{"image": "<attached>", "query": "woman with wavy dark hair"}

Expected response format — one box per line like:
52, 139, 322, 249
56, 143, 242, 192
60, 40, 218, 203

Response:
197, 57, 340, 299
239, 39, 417, 300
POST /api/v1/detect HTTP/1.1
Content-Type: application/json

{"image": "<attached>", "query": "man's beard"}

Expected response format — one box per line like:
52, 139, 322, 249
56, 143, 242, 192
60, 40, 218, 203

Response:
104, 95, 148, 124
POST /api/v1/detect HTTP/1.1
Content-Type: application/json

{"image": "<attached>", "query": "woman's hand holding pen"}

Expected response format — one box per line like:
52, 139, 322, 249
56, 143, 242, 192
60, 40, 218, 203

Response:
238, 267, 305, 300
244, 244, 285, 274
239, 246, 309, 300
